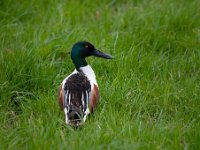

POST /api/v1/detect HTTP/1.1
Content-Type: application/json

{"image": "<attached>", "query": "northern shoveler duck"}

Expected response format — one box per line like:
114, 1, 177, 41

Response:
58, 41, 112, 126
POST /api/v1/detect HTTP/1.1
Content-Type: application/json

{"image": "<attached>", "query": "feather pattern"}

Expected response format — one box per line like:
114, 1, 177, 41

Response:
64, 72, 91, 112
58, 65, 100, 125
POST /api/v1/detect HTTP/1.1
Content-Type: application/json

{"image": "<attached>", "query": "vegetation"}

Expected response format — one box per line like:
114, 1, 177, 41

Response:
0, 0, 199, 149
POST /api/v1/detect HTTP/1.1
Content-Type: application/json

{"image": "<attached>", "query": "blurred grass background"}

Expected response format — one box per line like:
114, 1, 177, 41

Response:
0, 0, 200, 149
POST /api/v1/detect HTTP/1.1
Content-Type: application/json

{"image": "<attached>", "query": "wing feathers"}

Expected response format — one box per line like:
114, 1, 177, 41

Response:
63, 73, 91, 113
59, 73, 99, 114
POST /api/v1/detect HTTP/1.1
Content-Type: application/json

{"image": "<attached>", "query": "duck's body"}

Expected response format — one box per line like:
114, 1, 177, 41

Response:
58, 65, 99, 125
58, 41, 112, 126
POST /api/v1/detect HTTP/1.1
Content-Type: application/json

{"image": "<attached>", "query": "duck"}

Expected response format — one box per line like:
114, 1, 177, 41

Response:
58, 41, 113, 126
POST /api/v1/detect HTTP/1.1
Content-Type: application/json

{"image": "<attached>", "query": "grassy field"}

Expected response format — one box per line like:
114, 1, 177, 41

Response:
0, 0, 200, 149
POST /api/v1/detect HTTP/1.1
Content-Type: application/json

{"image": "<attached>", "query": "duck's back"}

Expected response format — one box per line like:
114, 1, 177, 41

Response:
63, 72, 91, 114
58, 65, 100, 123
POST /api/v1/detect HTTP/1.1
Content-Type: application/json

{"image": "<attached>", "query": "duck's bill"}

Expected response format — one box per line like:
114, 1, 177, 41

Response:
92, 49, 113, 59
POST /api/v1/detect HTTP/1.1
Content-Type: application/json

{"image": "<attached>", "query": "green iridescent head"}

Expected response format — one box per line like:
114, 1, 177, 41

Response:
71, 41, 113, 69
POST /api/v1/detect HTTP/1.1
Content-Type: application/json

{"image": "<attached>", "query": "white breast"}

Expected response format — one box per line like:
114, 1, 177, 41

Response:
79, 65, 98, 89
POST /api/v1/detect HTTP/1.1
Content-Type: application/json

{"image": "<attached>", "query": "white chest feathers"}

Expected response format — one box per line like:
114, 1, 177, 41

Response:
79, 65, 98, 89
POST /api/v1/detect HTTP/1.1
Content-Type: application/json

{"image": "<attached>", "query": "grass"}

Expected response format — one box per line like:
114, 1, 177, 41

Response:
0, 0, 200, 149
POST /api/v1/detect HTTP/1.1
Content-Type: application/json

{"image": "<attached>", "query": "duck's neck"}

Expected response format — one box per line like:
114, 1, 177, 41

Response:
72, 58, 88, 69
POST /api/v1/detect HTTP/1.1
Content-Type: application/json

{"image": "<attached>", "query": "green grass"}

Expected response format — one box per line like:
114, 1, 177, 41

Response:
0, 0, 200, 149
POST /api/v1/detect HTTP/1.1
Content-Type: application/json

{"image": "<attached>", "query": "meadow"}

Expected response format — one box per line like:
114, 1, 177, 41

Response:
0, 0, 200, 149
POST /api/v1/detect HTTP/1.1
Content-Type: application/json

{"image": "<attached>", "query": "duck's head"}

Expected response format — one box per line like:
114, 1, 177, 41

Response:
71, 41, 113, 69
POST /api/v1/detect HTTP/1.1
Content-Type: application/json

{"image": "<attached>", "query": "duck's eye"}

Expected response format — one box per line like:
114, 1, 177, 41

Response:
85, 45, 88, 48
